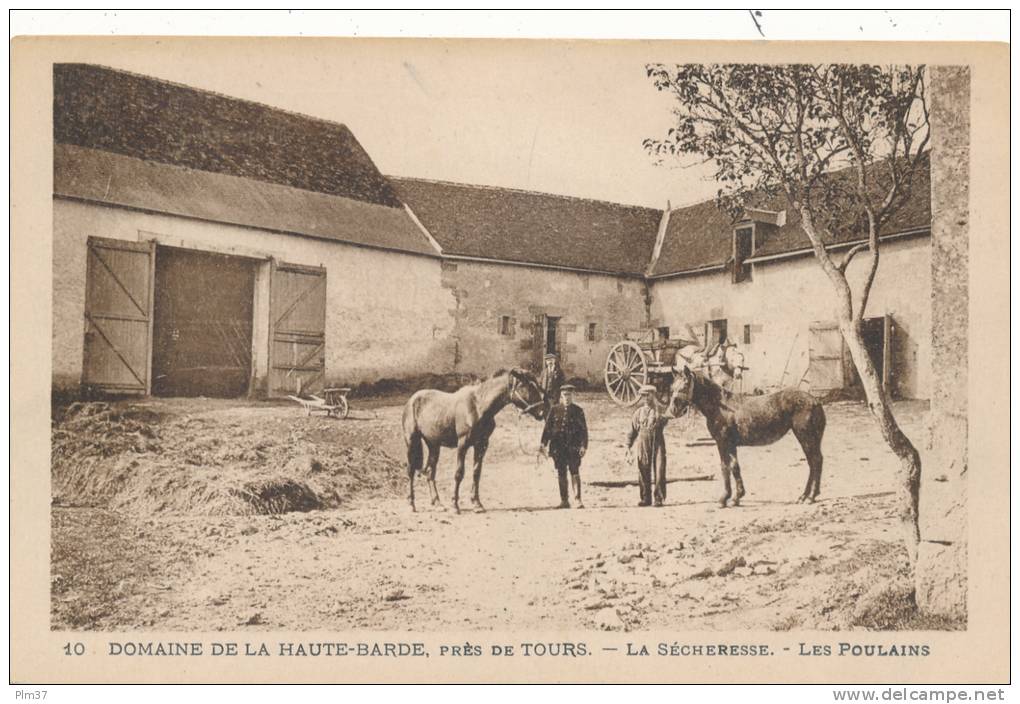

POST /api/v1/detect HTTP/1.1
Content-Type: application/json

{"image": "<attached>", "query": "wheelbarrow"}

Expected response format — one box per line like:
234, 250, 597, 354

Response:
287, 387, 351, 419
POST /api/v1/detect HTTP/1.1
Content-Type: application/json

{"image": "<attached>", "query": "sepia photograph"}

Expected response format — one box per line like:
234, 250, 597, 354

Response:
9, 16, 1010, 685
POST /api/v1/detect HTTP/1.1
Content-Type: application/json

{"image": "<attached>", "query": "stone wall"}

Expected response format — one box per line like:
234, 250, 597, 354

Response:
915, 66, 969, 620
441, 259, 650, 382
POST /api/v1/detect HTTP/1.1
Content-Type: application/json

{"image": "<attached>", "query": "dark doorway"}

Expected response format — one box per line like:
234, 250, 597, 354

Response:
152, 246, 256, 397
545, 316, 560, 355
859, 315, 893, 395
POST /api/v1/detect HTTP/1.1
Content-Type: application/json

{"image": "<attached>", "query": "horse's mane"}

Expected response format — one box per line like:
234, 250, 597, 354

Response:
490, 367, 540, 384
692, 369, 737, 406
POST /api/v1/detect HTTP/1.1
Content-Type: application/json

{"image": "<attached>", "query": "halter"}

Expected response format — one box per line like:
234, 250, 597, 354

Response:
507, 371, 545, 418
669, 367, 698, 413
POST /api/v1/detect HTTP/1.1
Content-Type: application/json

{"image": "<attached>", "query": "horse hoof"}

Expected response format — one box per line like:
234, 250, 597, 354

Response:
473, 505, 486, 514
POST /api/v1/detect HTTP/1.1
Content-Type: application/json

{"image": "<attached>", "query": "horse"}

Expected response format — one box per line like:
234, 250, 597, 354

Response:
668, 364, 826, 507
401, 368, 546, 514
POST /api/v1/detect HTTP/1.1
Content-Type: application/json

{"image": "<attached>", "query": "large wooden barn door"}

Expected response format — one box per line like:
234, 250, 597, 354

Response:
82, 237, 155, 394
269, 261, 327, 396
806, 321, 847, 395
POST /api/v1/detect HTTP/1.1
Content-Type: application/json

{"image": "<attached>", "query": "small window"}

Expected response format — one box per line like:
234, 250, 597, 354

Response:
587, 322, 597, 342
743, 324, 752, 345
499, 315, 511, 336
733, 226, 753, 283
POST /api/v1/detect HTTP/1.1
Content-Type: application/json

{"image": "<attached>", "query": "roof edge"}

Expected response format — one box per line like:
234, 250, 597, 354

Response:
55, 193, 446, 262
441, 253, 645, 278
389, 174, 661, 214
744, 227, 931, 265
402, 204, 444, 255
651, 226, 931, 278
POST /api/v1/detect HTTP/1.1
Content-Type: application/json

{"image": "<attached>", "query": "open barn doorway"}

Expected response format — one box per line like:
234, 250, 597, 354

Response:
856, 314, 894, 397
151, 246, 256, 397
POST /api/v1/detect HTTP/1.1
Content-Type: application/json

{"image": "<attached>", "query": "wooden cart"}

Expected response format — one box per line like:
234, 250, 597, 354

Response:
604, 330, 691, 406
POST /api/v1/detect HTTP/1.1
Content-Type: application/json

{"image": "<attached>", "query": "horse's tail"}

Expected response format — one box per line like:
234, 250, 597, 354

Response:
402, 396, 424, 474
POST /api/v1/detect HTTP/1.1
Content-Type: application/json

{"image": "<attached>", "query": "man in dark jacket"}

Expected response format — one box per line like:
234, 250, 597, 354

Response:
539, 384, 588, 509
538, 353, 565, 417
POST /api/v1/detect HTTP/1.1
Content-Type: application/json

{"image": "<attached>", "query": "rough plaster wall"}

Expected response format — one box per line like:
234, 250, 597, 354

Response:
915, 66, 969, 620
649, 237, 932, 398
441, 260, 648, 381
52, 199, 456, 391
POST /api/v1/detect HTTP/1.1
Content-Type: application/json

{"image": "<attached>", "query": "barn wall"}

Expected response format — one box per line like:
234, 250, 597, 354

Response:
53, 198, 457, 392
648, 236, 932, 399
441, 259, 649, 382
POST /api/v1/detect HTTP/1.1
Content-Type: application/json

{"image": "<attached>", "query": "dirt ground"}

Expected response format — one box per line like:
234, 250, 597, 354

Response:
51, 391, 962, 632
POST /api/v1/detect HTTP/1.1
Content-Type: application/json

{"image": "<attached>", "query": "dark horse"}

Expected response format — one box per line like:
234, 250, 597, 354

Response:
668, 365, 826, 507
402, 369, 546, 513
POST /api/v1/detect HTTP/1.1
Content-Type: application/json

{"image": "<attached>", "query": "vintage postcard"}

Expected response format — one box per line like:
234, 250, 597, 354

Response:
10, 35, 1009, 684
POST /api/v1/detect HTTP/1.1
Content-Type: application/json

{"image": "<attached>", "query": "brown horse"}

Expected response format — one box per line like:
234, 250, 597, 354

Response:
402, 369, 546, 513
668, 365, 826, 507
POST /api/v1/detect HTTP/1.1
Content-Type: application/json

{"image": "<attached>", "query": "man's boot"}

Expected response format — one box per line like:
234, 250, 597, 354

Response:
557, 472, 570, 509
571, 474, 584, 509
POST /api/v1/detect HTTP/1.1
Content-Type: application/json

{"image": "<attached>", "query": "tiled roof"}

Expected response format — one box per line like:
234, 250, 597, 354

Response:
391, 178, 662, 275
54, 63, 403, 208
55, 144, 439, 256
652, 154, 932, 276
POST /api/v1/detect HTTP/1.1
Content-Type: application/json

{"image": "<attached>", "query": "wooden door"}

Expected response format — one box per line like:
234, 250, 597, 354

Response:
269, 261, 326, 396
82, 237, 155, 394
545, 316, 560, 355
806, 321, 846, 395
882, 314, 893, 392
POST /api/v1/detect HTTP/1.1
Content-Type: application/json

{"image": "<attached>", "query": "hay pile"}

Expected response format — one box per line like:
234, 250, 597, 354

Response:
52, 401, 404, 516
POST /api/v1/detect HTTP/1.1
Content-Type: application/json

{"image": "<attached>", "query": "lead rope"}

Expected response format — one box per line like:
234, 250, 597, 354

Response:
514, 408, 546, 472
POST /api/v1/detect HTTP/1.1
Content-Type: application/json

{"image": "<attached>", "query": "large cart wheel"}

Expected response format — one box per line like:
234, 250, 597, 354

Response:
604, 340, 648, 406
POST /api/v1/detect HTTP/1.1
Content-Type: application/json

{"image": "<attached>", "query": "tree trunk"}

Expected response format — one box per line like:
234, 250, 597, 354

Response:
838, 316, 923, 564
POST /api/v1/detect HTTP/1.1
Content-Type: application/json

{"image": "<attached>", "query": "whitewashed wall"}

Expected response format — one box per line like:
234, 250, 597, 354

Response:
649, 237, 932, 399
53, 198, 456, 391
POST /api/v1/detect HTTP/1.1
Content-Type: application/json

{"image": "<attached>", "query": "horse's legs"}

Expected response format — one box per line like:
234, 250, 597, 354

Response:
793, 407, 826, 503
808, 447, 824, 500
717, 444, 734, 508
407, 462, 416, 512
425, 443, 443, 507
452, 442, 469, 514
795, 443, 823, 503
730, 449, 746, 506
470, 439, 489, 512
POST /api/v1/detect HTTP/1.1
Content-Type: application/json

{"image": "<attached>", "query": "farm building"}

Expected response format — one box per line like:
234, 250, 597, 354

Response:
53, 63, 455, 397
52, 63, 937, 401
